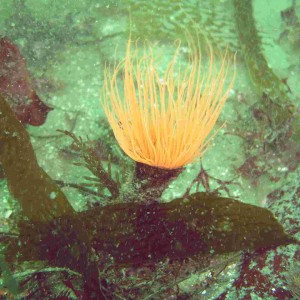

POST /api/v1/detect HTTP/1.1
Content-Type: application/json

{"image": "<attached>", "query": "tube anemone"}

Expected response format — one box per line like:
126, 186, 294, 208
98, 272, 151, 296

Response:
101, 38, 235, 170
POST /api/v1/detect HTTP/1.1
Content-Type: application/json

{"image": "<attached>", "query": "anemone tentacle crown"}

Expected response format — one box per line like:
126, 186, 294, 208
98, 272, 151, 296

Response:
101, 38, 235, 169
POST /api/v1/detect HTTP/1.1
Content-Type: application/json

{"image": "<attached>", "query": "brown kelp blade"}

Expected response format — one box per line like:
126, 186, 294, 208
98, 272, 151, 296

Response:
9, 192, 295, 268
0, 92, 294, 267
167, 193, 295, 254
0, 94, 74, 222
90, 192, 295, 265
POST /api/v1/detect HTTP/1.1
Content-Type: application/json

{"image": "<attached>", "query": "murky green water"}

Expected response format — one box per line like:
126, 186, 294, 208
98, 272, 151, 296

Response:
0, 1, 299, 299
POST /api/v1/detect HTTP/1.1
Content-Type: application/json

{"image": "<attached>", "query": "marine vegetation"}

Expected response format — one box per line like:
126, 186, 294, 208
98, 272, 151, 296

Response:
0, 0, 299, 299
0, 32, 296, 297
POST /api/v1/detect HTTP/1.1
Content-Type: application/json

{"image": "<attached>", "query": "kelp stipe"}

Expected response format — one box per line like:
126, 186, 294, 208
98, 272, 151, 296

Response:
0, 94, 74, 222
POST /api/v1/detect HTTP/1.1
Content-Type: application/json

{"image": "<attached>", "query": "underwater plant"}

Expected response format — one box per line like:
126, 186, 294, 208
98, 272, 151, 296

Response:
0, 1, 298, 297
1, 90, 295, 298
101, 38, 235, 170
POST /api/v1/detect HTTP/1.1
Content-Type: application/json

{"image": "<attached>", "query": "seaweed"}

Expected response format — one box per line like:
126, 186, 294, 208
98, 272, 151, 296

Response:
58, 130, 120, 199
0, 15, 298, 295
0, 94, 296, 297
183, 162, 239, 197
0, 94, 74, 222
0, 37, 53, 126
6, 191, 294, 266
233, 0, 296, 126
3, 190, 294, 298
